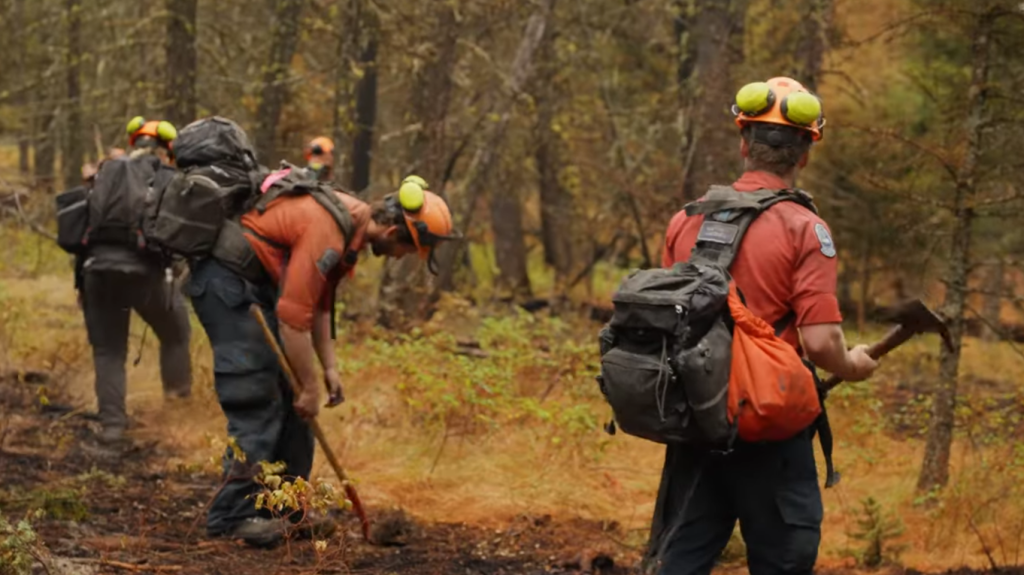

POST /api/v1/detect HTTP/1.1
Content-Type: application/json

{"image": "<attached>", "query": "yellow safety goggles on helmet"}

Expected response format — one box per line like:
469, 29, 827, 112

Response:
387, 175, 460, 273
732, 77, 824, 142
126, 116, 178, 147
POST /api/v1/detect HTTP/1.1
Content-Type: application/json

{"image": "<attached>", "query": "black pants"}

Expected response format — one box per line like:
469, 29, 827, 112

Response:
648, 432, 823, 575
186, 259, 314, 535
82, 269, 192, 430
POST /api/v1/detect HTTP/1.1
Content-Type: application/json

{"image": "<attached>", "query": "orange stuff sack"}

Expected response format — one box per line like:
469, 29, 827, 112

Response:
726, 284, 821, 442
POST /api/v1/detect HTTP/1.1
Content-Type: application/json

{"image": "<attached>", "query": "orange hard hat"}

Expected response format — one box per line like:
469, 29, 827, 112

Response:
304, 137, 335, 162
732, 77, 825, 141
126, 116, 177, 147
393, 177, 457, 262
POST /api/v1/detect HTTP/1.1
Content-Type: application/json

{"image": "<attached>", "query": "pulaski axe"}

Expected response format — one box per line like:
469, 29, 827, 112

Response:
822, 299, 953, 392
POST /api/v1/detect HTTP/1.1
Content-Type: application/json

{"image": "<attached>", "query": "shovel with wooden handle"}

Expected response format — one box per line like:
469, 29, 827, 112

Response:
821, 299, 953, 393
249, 304, 372, 542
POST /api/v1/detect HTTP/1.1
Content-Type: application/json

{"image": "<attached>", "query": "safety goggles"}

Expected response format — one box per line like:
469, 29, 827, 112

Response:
731, 82, 824, 129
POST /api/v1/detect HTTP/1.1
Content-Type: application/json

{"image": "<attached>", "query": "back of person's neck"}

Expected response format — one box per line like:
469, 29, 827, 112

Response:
748, 169, 797, 188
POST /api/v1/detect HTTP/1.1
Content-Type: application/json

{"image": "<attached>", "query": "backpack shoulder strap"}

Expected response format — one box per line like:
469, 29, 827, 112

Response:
255, 165, 355, 245
684, 186, 819, 269
308, 185, 355, 244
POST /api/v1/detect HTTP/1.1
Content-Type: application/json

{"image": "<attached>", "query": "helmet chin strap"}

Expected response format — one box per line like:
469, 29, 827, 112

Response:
427, 250, 440, 275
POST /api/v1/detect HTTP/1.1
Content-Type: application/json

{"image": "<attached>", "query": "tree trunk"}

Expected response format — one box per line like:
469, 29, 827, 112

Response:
331, 0, 356, 185
490, 164, 532, 301
680, 0, 749, 201
916, 8, 993, 494
62, 0, 84, 191
350, 9, 379, 194
376, 3, 460, 330
792, 0, 834, 91
534, 11, 574, 290
857, 239, 871, 336
254, 0, 303, 165
406, 4, 459, 188
432, 0, 556, 298
981, 259, 1004, 341
12, 0, 30, 177
34, 110, 57, 193
18, 139, 30, 176
164, 0, 197, 127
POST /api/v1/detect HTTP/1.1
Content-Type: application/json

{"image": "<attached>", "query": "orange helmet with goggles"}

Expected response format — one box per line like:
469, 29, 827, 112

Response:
732, 77, 825, 142
126, 116, 177, 148
304, 137, 335, 163
388, 175, 458, 267
304, 137, 335, 180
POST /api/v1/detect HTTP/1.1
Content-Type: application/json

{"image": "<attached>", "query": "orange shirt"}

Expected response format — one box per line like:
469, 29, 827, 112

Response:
241, 192, 370, 331
662, 170, 842, 349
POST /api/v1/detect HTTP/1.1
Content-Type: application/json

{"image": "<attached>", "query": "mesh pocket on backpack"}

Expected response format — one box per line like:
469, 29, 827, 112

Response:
600, 346, 689, 444
672, 317, 733, 445
55, 186, 90, 254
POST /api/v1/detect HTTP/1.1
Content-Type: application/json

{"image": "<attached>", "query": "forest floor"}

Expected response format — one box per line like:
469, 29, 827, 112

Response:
5, 367, 1020, 575
0, 376, 635, 575
3, 229, 1024, 574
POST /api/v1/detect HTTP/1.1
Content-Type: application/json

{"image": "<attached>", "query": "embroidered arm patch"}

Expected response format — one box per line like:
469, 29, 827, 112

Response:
814, 223, 836, 258
316, 248, 342, 276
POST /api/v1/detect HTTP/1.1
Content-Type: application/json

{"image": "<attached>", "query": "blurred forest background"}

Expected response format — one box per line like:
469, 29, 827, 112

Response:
4, 0, 1024, 569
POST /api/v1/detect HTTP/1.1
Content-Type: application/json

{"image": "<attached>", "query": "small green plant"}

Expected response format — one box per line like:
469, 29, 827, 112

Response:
32, 487, 88, 522
843, 496, 907, 568
253, 461, 350, 518
74, 466, 127, 489
0, 512, 44, 575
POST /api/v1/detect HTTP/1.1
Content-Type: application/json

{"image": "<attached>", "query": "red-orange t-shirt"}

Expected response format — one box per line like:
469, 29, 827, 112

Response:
241, 191, 370, 331
661, 170, 842, 349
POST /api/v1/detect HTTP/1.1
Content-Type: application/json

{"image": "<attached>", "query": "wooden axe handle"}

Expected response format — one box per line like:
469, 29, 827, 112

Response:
821, 324, 916, 392
249, 304, 372, 542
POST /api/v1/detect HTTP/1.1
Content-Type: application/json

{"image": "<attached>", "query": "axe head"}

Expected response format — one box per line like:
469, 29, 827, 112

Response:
886, 299, 953, 352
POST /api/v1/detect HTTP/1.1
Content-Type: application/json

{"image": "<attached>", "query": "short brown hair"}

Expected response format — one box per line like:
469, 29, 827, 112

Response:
370, 195, 414, 244
741, 124, 812, 176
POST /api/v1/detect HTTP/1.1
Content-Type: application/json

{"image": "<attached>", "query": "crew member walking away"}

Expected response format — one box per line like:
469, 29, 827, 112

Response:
187, 163, 457, 547
79, 117, 193, 445
303, 136, 335, 182
650, 77, 879, 574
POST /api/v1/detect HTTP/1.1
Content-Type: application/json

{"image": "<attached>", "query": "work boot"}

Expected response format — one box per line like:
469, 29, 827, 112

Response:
98, 426, 126, 444
289, 513, 338, 540
229, 518, 287, 549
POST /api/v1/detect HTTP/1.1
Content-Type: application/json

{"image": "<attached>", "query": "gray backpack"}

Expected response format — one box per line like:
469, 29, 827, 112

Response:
597, 186, 817, 447
143, 117, 265, 259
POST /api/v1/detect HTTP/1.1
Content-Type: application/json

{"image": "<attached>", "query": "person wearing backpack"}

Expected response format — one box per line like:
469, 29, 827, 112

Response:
632, 77, 880, 574
77, 118, 193, 445
186, 168, 457, 547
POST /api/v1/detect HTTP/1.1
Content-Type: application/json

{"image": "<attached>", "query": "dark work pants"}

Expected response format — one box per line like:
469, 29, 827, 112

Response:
82, 269, 192, 430
647, 432, 823, 575
186, 259, 314, 535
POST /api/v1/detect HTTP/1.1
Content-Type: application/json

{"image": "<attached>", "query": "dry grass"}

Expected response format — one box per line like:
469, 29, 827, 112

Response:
3, 227, 1024, 570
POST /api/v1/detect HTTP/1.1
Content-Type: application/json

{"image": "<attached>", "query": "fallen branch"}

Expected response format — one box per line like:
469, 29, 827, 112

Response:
71, 559, 183, 572
1, 196, 57, 242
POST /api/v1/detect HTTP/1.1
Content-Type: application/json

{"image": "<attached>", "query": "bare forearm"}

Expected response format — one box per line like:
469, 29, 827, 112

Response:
311, 309, 336, 372
279, 323, 319, 394
799, 323, 858, 380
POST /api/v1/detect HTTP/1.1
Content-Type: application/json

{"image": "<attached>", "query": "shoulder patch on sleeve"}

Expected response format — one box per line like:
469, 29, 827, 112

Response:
316, 248, 342, 276
813, 223, 836, 258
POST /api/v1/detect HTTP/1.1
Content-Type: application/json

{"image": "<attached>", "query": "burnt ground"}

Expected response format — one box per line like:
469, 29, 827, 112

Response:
0, 374, 637, 575
3, 374, 1022, 575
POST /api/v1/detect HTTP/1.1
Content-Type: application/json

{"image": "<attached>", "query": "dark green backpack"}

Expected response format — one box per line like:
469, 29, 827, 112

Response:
597, 186, 817, 448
